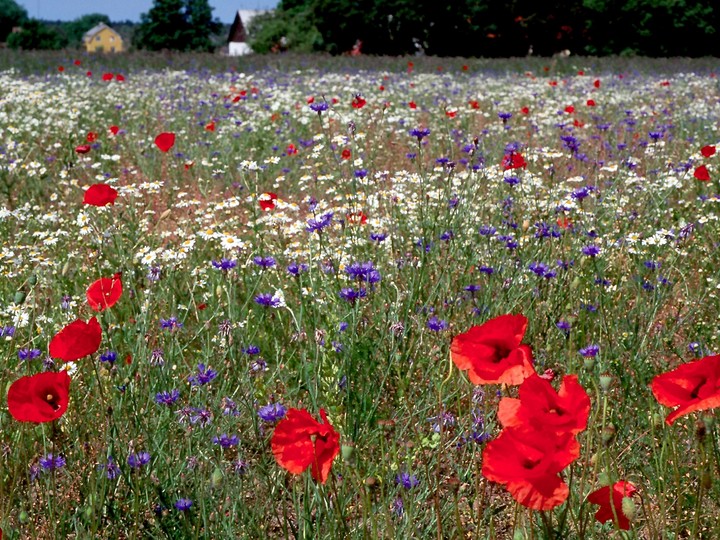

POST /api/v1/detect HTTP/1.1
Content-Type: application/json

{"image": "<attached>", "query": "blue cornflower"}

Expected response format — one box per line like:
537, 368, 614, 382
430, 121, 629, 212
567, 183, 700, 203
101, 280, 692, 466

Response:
212, 433, 240, 448
252, 256, 276, 268
160, 317, 183, 330
254, 293, 282, 308
498, 112, 512, 121
39, 453, 66, 471
464, 284, 481, 293
338, 322, 349, 332
571, 186, 593, 201
127, 452, 151, 469
354, 169, 368, 178
582, 245, 601, 257
189, 408, 213, 426
478, 266, 494, 275
100, 350, 117, 364
439, 230, 454, 242
287, 261, 309, 275
174, 498, 193, 512
504, 176, 521, 186
243, 345, 260, 355
309, 102, 329, 113
306, 212, 334, 233
188, 363, 217, 386
369, 232, 388, 242
339, 287, 366, 304
155, 389, 180, 406
395, 472, 420, 489
579, 344, 600, 358
644, 260, 660, 270
258, 403, 287, 423
478, 225, 496, 236
409, 127, 431, 141
18, 348, 41, 361
427, 316, 448, 332
0, 325, 16, 338
211, 258, 237, 271
221, 397, 240, 416
556, 320, 571, 336
99, 456, 121, 479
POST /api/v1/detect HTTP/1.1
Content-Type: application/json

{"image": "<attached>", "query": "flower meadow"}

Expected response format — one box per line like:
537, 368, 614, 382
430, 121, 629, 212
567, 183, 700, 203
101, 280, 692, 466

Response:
1, 52, 720, 538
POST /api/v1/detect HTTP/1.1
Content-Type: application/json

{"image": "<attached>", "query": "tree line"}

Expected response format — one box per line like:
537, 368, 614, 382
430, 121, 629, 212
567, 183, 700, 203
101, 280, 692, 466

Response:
249, 0, 719, 57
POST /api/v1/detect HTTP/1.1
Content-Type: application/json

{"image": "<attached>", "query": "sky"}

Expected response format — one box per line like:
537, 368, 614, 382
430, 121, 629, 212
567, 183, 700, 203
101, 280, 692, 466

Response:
15, 0, 278, 24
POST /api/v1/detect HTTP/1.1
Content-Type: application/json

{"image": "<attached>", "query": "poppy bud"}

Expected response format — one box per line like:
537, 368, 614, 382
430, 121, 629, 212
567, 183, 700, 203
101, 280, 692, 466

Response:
341, 442, 356, 463
597, 471, 611, 486
28, 274, 37, 286
602, 424, 616, 446
211, 467, 223, 489
84, 506, 94, 519
14, 291, 26, 304
19, 509, 29, 523
621, 496, 636, 522
652, 413, 663, 428
599, 374, 613, 392
590, 452, 598, 466
570, 277, 581, 290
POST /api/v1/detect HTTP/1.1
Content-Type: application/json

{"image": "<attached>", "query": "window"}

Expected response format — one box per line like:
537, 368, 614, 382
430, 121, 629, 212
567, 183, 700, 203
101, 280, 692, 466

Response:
96, 36, 101, 41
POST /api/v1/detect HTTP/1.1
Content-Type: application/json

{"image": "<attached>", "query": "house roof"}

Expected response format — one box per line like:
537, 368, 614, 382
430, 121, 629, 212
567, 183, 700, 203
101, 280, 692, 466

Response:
228, 10, 267, 43
83, 23, 118, 41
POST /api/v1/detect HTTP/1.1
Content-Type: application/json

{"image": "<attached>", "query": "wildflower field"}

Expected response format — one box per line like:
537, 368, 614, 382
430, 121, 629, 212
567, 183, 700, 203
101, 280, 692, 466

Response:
2, 51, 720, 539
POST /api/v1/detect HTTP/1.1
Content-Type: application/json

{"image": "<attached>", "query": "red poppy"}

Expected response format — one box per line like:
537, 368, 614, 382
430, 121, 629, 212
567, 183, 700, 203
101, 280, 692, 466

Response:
102, 72, 114, 81
587, 481, 637, 530
451, 314, 534, 385
74, 59, 81, 66
86, 274, 123, 311
109, 125, 120, 135
469, 100, 480, 109
75, 143, 92, 155
497, 374, 590, 435
564, 105, 575, 114
7, 371, 70, 423
341, 148, 351, 160
58, 66, 64, 72
259, 192, 278, 211
205, 121, 215, 132
154, 132, 176, 153
502, 153, 527, 171
271, 408, 340, 484
651, 355, 720, 425
694, 165, 710, 181
593, 79, 601, 88
286, 144, 298, 155
351, 95, 366, 109
482, 426, 579, 510
346, 211, 368, 225
86, 131, 98, 143
116, 74, 125, 82
701, 145, 716, 158
408, 101, 417, 109
520, 106, 530, 115
49, 317, 102, 362
586, 99, 596, 107
445, 110, 457, 118
83, 183, 118, 206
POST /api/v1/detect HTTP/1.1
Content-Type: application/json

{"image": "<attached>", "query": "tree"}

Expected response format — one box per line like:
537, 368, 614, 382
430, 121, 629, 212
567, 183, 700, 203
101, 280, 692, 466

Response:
134, 0, 222, 52
0, 0, 28, 43
64, 13, 111, 48
7, 19, 67, 50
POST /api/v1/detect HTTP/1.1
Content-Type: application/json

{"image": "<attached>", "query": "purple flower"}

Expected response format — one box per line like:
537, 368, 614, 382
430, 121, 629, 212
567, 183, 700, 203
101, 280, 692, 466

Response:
254, 293, 282, 308
582, 245, 601, 257
478, 266, 494, 275
189, 408, 213, 427
39, 453, 66, 471
147, 266, 162, 282
579, 344, 600, 358
211, 258, 237, 271
427, 316, 448, 332
155, 389, 180, 406
369, 232, 388, 243
99, 456, 121, 480
243, 345, 260, 355
188, 363, 217, 386
18, 348, 41, 361
556, 320, 571, 336
339, 287, 366, 304
100, 350, 117, 364
395, 472, 420, 489
221, 397, 239, 416
258, 402, 287, 423
252, 256, 276, 268
212, 433, 240, 448
127, 452, 151, 469
160, 317, 183, 330
309, 102, 329, 113
287, 261, 309, 275
409, 127, 431, 141
478, 225, 496, 236
306, 212, 334, 233
174, 498, 193, 511
0, 325, 16, 338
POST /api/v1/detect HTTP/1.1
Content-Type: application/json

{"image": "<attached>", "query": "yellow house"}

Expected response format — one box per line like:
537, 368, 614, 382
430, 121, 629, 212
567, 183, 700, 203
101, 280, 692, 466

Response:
83, 23, 124, 53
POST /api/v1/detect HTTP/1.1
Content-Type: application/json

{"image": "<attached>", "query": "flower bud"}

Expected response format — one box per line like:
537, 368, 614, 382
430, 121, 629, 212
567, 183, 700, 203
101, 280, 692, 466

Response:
28, 274, 37, 286
211, 467, 223, 489
601, 424, 616, 446
652, 413, 663, 428
583, 357, 595, 369
598, 471, 611, 487
341, 442, 356, 464
13, 291, 26, 305
599, 374, 613, 392
621, 496, 636, 522
19, 509, 29, 523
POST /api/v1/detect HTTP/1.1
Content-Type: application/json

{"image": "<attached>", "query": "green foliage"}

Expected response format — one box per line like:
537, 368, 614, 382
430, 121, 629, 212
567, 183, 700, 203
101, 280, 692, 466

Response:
134, 0, 222, 52
0, 0, 27, 43
247, 8, 323, 54
7, 19, 67, 50
63, 14, 111, 48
